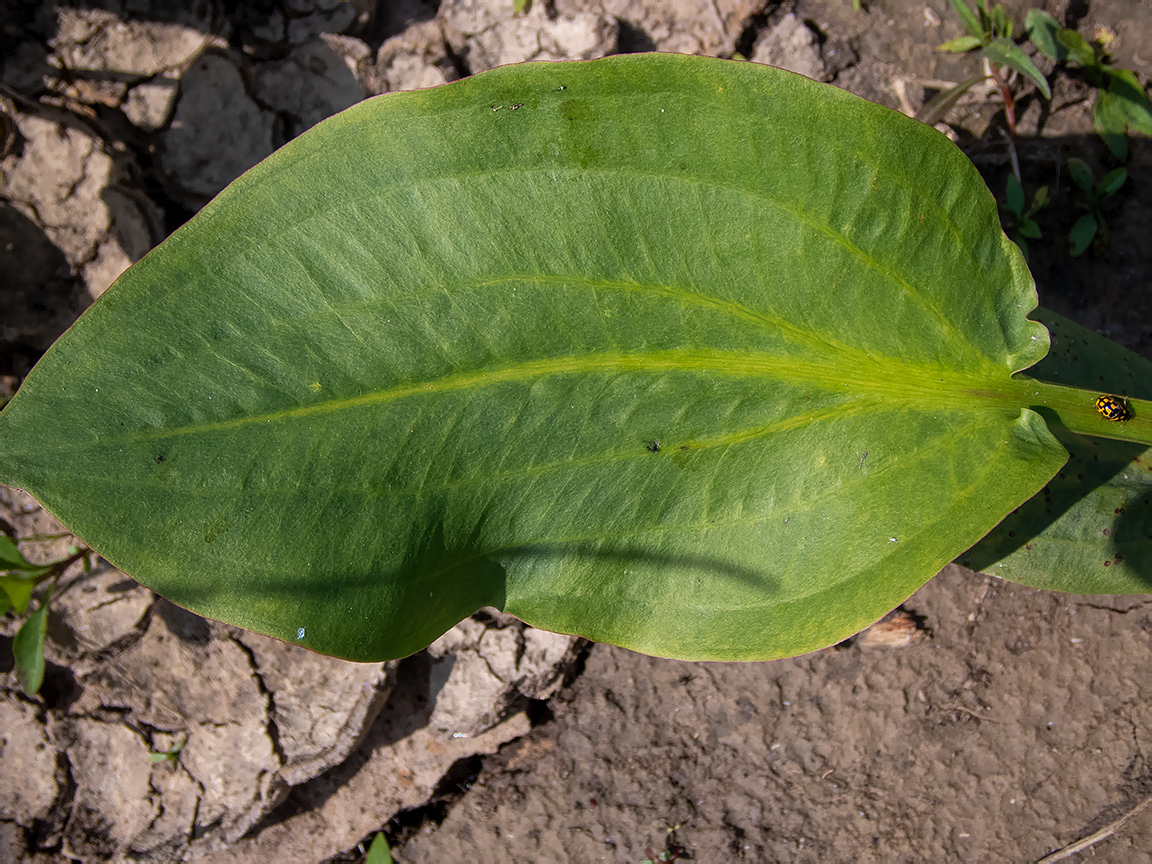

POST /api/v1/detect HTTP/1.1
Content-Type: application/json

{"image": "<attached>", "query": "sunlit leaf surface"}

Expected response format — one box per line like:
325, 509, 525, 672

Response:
0, 55, 1065, 660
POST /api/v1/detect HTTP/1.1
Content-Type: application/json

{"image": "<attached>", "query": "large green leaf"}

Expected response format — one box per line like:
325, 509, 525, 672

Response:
964, 310, 1152, 593
0, 55, 1068, 661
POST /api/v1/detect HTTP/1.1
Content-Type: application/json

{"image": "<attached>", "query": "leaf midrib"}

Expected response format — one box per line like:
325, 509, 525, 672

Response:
21, 346, 1009, 457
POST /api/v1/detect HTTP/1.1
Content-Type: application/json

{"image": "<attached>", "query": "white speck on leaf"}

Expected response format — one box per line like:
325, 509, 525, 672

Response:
296, 627, 305, 640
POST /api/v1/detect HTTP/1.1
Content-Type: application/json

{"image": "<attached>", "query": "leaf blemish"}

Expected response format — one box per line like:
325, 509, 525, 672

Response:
645, 439, 661, 453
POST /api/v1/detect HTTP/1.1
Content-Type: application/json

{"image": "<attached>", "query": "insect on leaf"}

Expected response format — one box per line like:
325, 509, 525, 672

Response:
964, 309, 1152, 593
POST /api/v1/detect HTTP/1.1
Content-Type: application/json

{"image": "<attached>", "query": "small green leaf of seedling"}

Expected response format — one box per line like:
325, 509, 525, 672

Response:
1005, 174, 1025, 215
1066, 158, 1123, 257
0, 593, 10, 617
938, 35, 983, 52
0, 574, 37, 615
1055, 29, 1097, 67
0, 530, 77, 612
149, 734, 188, 765
948, 0, 984, 41
0, 531, 38, 572
982, 38, 1051, 99
1067, 158, 1095, 192
1094, 91, 1130, 159
1096, 167, 1127, 198
1002, 176, 1045, 258
1018, 218, 1041, 240
1025, 11, 1065, 62
1069, 214, 1098, 256
14, 590, 49, 697
512, 0, 529, 14
365, 832, 394, 864
990, 5, 1010, 39
1106, 68, 1152, 135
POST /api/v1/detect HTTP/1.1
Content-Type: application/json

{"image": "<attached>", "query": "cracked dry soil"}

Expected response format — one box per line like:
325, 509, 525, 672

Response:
2, 1, 1152, 862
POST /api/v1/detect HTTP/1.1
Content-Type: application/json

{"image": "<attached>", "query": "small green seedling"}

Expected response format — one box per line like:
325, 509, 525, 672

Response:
927, 0, 1051, 133
1026, 11, 1152, 159
364, 832, 394, 864
1001, 174, 1047, 260
642, 824, 687, 863
149, 734, 188, 766
1, 521, 89, 696
1065, 157, 1126, 256
512, 0, 529, 14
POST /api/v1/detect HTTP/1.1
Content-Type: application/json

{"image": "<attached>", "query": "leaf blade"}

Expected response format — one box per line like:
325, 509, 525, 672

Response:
982, 37, 1051, 99
0, 56, 1063, 662
14, 591, 49, 696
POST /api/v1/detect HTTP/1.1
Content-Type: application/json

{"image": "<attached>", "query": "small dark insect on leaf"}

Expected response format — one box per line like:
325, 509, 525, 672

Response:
645, 439, 661, 453
155, 454, 165, 463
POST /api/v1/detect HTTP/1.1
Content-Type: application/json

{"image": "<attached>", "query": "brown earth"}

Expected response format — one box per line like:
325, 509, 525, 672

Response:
1, 1, 1151, 862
